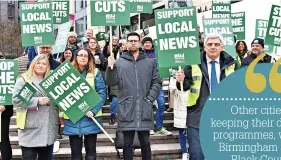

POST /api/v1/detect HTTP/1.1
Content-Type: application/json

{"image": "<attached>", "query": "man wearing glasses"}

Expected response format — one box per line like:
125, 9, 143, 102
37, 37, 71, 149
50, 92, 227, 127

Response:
106, 32, 161, 160
175, 33, 236, 160
27, 45, 60, 70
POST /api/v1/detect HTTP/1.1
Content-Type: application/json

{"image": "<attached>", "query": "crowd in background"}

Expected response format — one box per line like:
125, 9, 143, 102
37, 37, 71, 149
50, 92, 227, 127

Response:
0, 25, 277, 160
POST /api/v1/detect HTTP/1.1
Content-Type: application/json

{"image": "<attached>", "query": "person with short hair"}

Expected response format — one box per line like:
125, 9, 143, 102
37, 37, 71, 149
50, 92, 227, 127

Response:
106, 32, 162, 160
27, 45, 60, 70
176, 33, 236, 160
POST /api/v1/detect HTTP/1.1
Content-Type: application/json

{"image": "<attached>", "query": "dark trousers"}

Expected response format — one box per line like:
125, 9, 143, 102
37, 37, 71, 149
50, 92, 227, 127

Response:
123, 131, 151, 160
69, 134, 97, 160
21, 146, 51, 160
0, 117, 12, 160
188, 127, 204, 160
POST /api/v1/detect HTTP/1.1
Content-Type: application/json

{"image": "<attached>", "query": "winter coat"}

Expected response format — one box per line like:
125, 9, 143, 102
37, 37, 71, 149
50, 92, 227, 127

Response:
66, 43, 80, 55
176, 51, 236, 129
1, 105, 13, 118
105, 51, 162, 131
63, 69, 106, 135
241, 52, 275, 67
24, 46, 38, 62
143, 48, 157, 66
12, 76, 59, 147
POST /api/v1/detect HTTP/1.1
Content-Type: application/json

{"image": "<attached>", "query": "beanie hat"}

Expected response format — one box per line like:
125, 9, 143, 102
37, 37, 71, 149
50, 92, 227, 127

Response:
68, 32, 77, 38
251, 38, 264, 48
142, 37, 153, 45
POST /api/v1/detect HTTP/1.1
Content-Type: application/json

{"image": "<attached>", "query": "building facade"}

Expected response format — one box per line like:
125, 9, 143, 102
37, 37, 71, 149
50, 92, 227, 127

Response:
0, 1, 19, 22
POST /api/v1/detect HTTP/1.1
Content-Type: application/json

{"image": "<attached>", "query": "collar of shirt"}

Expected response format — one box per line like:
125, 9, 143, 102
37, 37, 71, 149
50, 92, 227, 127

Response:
206, 54, 220, 64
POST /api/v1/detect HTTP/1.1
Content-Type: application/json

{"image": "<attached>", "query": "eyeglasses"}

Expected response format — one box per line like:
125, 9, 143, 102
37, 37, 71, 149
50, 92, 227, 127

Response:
128, 40, 139, 44
40, 47, 51, 50
77, 54, 88, 59
207, 43, 221, 47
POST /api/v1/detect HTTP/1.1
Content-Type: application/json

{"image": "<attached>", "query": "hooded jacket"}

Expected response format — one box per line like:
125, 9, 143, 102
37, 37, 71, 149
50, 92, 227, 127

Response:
105, 51, 162, 131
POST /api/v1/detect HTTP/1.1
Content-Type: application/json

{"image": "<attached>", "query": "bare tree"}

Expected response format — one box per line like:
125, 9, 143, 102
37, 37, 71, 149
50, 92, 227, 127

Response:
0, 21, 23, 59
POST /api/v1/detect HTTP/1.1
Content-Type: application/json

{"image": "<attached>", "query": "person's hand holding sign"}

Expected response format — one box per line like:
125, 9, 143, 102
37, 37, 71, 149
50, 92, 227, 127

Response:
176, 69, 185, 83
38, 97, 50, 105
0, 106, 5, 112
86, 111, 94, 118
107, 56, 115, 69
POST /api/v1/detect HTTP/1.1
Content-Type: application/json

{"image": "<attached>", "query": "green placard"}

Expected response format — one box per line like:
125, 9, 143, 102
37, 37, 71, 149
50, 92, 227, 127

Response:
155, 7, 201, 68
17, 82, 37, 105
154, 39, 183, 78
255, 19, 274, 53
203, 18, 236, 58
39, 61, 102, 123
51, 0, 70, 24
231, 12, 245, 40
0, 60, 18, 105
96, 32, 105, 41
103, 33, 110, 42
212, 0, 231, 18
90, 0, 130, 26
265, 5, 281, 46
20, 2, 54, 46
53, 21, 72, 53
130, 0, 152, 13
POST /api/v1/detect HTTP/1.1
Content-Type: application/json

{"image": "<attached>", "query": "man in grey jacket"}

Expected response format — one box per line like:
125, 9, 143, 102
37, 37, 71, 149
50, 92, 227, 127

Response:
106, 32, 162, 160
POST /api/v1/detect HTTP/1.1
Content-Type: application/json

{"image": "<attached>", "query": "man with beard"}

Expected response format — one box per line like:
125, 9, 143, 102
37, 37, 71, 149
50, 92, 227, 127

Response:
241, 38, 276, 67
66, 32, 79, 54
106, 32, 161, 160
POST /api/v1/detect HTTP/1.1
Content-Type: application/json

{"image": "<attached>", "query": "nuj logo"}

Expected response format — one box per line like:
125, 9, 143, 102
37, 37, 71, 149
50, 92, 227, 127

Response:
137, 5, 143, 11
174, 53, 185, 63
174, 53, 184, 60
106, 14, 115, 20
34, 36, 42, 44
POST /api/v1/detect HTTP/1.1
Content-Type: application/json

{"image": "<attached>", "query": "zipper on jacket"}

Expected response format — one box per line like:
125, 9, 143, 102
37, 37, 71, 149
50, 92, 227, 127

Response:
134, 61, 140, 129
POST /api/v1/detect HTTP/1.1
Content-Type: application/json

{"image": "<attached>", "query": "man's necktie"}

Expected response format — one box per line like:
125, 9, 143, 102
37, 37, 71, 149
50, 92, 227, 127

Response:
210, 61, 218, 93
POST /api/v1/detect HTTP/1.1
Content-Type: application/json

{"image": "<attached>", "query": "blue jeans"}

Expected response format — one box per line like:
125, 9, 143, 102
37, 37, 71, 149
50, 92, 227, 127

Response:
179, 128, 188, 153
156, 88, 165, 130
49, 144, 54, 160
188, 127, 204, 160
110, 96, 117, 115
